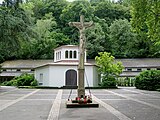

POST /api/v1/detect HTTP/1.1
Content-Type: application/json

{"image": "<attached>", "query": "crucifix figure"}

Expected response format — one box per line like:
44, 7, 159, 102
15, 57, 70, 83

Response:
69, 15, 93, 98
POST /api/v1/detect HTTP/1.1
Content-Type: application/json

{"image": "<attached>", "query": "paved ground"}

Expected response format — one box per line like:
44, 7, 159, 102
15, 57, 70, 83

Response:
0, 86, 160, 120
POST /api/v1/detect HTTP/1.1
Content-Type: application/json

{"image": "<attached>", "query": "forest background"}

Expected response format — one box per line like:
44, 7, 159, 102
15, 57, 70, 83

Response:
0, 0, 159, 63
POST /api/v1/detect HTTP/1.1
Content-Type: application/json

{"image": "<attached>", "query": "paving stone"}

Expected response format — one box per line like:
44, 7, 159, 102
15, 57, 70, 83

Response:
0, 87, 160, 120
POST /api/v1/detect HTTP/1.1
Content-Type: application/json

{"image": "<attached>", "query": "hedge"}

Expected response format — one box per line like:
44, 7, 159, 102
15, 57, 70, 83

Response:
1, 73, 38, 87
135, 70, 160, 90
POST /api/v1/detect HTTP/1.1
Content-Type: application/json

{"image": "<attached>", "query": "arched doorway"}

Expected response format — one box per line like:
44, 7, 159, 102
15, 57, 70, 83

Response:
65, 69, 77, 87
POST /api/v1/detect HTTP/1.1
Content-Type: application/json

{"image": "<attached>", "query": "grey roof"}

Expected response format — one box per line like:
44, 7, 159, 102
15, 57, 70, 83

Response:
116, 58, 160, 68
0, 72, 33, 77
0, 58, 160, 69
0, 60, 54, 69
0, 58, 160, 77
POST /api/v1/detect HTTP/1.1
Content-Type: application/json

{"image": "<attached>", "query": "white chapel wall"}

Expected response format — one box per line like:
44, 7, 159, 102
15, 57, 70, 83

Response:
49, 65, 78, 87
35, 66, 49, 86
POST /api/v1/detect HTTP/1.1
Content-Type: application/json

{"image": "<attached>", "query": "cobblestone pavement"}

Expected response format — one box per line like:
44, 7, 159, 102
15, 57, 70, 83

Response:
0, 86, 160, 120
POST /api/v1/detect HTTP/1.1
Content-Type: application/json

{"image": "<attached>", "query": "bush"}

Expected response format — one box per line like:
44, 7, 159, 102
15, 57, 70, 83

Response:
100, 76, 117, 88
2, 73, 38, 87
1, 80, 17, 86
30, 80, 38, 86
135, 70, 160, 90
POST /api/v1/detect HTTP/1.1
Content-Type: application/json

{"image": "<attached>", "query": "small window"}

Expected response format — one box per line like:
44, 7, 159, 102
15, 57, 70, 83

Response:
137, 68, 142, 71
157, 68, 160, 70
3, 69, 6, 71
70, 51, 72, 58
31, 69, 34, 71
39, 73, 43, 85
127, 68, 132, 71
147, 68, 150, 70
17, 69, 21, 71
74, 51, 77, 58
65, 51, 68, 58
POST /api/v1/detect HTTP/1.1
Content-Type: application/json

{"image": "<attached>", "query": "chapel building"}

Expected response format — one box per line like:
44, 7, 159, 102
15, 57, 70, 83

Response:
34, 45, 99, 87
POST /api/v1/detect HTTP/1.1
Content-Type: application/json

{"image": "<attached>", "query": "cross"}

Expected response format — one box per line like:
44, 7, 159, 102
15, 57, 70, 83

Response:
69, 15, 93, 98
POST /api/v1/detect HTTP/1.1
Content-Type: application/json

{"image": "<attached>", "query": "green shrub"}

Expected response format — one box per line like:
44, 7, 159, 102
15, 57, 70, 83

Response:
135, 70, 160, 90
100, 76, 117, 88
2, 73, 38, 87
1, 80, 17, 86
30, 80, 38, 86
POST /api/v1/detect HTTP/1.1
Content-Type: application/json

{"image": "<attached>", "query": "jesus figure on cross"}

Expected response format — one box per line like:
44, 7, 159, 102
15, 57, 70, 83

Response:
69, 15, 93, 98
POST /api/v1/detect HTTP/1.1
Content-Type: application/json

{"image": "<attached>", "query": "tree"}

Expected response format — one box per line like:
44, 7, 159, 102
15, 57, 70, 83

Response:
94, 1, 130, 25
131, 0, 160, 42
17, 13, 70, 59
95, 52, 124, 87
109, 19, 136, 58
86, 23, 106, 58
60, 0, 94, 42
0, 2, 35, 62
40, 0, 68, 27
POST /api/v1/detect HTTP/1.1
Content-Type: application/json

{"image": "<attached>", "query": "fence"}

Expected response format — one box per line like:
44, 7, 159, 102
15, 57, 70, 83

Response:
117, 78, 135, 87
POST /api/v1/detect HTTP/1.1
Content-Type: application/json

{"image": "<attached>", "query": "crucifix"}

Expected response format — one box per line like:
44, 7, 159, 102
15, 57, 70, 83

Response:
69, 15, 93, 98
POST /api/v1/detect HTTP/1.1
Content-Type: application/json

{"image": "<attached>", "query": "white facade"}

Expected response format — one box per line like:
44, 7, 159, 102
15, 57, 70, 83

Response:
35, 63, 99, 87
35, 45, 99, 87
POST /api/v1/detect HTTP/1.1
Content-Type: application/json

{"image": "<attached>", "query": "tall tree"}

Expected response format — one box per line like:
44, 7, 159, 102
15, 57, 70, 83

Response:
0, 2, 34, 62
94, 0, 130, 25
109, 19, 136, 58
60, 0, 94, 43
131, 0, 160, 42
40, 0, 68, 27
86, 23, 106, 58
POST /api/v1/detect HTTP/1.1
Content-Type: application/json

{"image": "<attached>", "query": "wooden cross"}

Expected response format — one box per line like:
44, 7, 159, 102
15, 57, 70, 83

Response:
69, 15, 93, 98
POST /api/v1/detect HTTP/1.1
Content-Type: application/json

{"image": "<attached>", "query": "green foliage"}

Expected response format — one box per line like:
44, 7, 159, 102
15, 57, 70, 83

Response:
135, 70, 160, 90
95, 52, 124, 87
100, 76, 117, 87
131, 0, 160, 42
2, 73, 38, 86
30, 80, 38, 86
1, 80, 17, 86
86, 23, 106, 58
94, 1, 130, 25
0, 0, 160, 62
109, 19, 136, 58
0, 4, 35, 62
60, 0, 94, 42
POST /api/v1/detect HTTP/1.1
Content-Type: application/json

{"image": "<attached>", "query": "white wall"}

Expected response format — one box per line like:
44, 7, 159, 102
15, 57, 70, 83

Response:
92, 66, 99, 87
49, 65, 78, 87
84, 66, 93, 87
35, 65, 98, 87
35, 66, 49, 86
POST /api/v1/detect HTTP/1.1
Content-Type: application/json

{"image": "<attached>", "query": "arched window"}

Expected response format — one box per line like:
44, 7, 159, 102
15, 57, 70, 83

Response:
74, 51, 77, 58
58, 52, 59, 60
70, 51, 72, 58
65, 51, 68, 58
